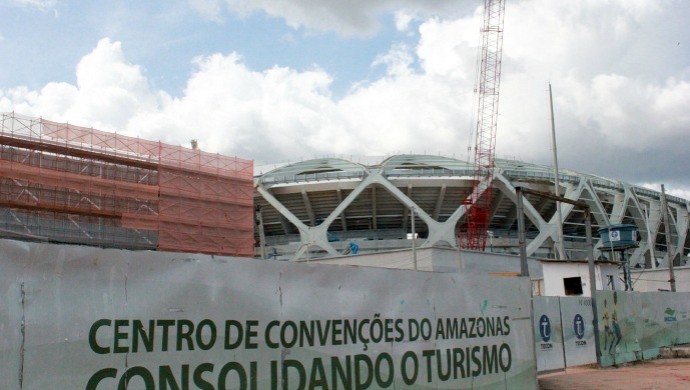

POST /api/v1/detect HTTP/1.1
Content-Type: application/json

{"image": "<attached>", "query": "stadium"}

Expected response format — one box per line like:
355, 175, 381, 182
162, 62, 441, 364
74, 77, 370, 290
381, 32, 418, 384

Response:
1, 113, 688, 270
254, 155, 690, 268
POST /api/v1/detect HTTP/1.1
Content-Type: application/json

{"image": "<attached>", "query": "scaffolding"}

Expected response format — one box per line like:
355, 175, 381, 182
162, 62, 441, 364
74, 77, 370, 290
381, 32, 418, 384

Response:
0, 112, 254, 256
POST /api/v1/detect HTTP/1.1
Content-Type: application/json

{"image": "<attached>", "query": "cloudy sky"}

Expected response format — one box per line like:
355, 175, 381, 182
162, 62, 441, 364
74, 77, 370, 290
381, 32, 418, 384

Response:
1, 0, 689, 197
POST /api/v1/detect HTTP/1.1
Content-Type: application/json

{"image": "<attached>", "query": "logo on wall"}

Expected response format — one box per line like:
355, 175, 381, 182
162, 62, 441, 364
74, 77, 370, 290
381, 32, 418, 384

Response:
573, 314, 585, 340
539, 315, 551, 342
664, 308, 677, 323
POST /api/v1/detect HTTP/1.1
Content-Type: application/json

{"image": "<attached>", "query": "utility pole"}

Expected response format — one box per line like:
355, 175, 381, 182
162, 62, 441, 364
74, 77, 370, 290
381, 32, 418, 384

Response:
256, 206, 266, 260
516, 187, 529, 277
549, 83, 566, 260
660, 184, 676, 292
411, 207, 418, 270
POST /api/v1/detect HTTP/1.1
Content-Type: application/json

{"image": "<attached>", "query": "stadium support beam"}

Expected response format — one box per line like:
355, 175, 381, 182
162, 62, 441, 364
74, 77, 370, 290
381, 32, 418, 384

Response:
279, 215, 292, 235
256, 184, 340, 260
433, 184, 447, 221
494, 178, 550, 256
402, 185, 412, 232
521, 179, 590, 258
627, 188, 655, 266
664, 203, 685, 264
319, 172, 379, 234
488, 189, 504, 225
375, 170, 461, 248
301, 190, 315, 227
501, 205, 518, 230
336, 189, 347, 231
608, 192, 627, 225
371, 186, 378, 230
674, 204, 688, 263
494, 175, 544, 227
423, 174, 497, 248
641, 198, 661, 268
583, 179, 610, 226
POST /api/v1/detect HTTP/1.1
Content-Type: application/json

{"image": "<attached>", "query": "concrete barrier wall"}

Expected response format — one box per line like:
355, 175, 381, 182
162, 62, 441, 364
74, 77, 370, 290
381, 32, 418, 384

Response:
559, 297, 597, 367
533, 297, 566, 372
0, 239, 536, 389
535, 291, 690, 371
596, 291, 690, 367
533, 296, 597, 372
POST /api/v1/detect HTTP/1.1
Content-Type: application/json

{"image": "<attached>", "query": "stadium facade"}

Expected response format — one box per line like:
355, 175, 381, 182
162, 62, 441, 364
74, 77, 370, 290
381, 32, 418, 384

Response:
254, 155, 690, 268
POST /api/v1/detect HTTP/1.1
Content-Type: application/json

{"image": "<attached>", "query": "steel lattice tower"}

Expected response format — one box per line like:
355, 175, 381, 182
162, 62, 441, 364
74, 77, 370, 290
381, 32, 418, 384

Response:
462, 0, 506, 250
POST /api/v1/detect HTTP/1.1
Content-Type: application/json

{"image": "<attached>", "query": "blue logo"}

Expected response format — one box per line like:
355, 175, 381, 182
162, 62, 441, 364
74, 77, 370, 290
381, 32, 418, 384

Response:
573, 314, 585, 340
539, 314, 551, 342
609, 230, 621, 241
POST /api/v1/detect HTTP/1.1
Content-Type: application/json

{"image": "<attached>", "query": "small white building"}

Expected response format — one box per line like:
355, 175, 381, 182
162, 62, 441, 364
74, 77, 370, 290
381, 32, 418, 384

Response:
540, 259, 621, 297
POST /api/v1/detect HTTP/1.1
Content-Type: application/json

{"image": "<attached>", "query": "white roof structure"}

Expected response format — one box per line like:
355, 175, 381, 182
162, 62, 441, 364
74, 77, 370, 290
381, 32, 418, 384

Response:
254, 155, 689, 267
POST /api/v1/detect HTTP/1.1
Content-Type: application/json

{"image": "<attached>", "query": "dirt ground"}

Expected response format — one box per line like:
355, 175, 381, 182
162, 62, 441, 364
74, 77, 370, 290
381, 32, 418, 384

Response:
538, 359, 690, 390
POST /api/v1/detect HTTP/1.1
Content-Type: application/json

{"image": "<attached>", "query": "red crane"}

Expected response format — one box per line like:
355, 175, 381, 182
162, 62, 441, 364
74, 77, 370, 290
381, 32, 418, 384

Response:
460, 0, 506, 251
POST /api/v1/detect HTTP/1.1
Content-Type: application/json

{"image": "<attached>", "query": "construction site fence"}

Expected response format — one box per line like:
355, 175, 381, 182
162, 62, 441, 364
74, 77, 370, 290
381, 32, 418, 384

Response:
534, 291, 690, 372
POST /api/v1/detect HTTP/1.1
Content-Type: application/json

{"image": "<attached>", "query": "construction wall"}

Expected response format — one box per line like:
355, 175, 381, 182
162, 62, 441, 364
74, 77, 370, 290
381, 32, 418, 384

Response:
0, 238, 537, 389
533, 291, 690, 371
0, 113, 254, 256
533, 296, 597, 372
596, 290, 690, 367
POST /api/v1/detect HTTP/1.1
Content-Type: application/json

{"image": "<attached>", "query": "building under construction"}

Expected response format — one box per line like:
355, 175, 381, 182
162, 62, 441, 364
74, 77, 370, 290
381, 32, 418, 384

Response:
0, 112, 254, 257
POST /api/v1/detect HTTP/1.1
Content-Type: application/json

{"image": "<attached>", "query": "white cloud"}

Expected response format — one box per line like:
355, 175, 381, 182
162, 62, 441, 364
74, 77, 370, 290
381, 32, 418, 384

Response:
0, 38, 165, 132
416, 15, 480, 81
393, 10, 418, 32
2, 0, 690, 195
487, 0, 690, 188
189, 0, 469, 36
7, 0, 57, 11
372, 43, 415, 77
126, 52, 345, 161
187, 0, 224, 21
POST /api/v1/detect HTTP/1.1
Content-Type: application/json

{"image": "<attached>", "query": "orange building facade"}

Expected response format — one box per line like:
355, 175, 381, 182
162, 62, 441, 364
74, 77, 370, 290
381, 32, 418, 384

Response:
0, 113, 254, 257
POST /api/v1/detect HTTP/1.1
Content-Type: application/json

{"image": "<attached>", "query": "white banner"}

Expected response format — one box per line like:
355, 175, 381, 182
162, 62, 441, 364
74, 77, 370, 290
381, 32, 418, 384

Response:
0, 239, 536, 389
